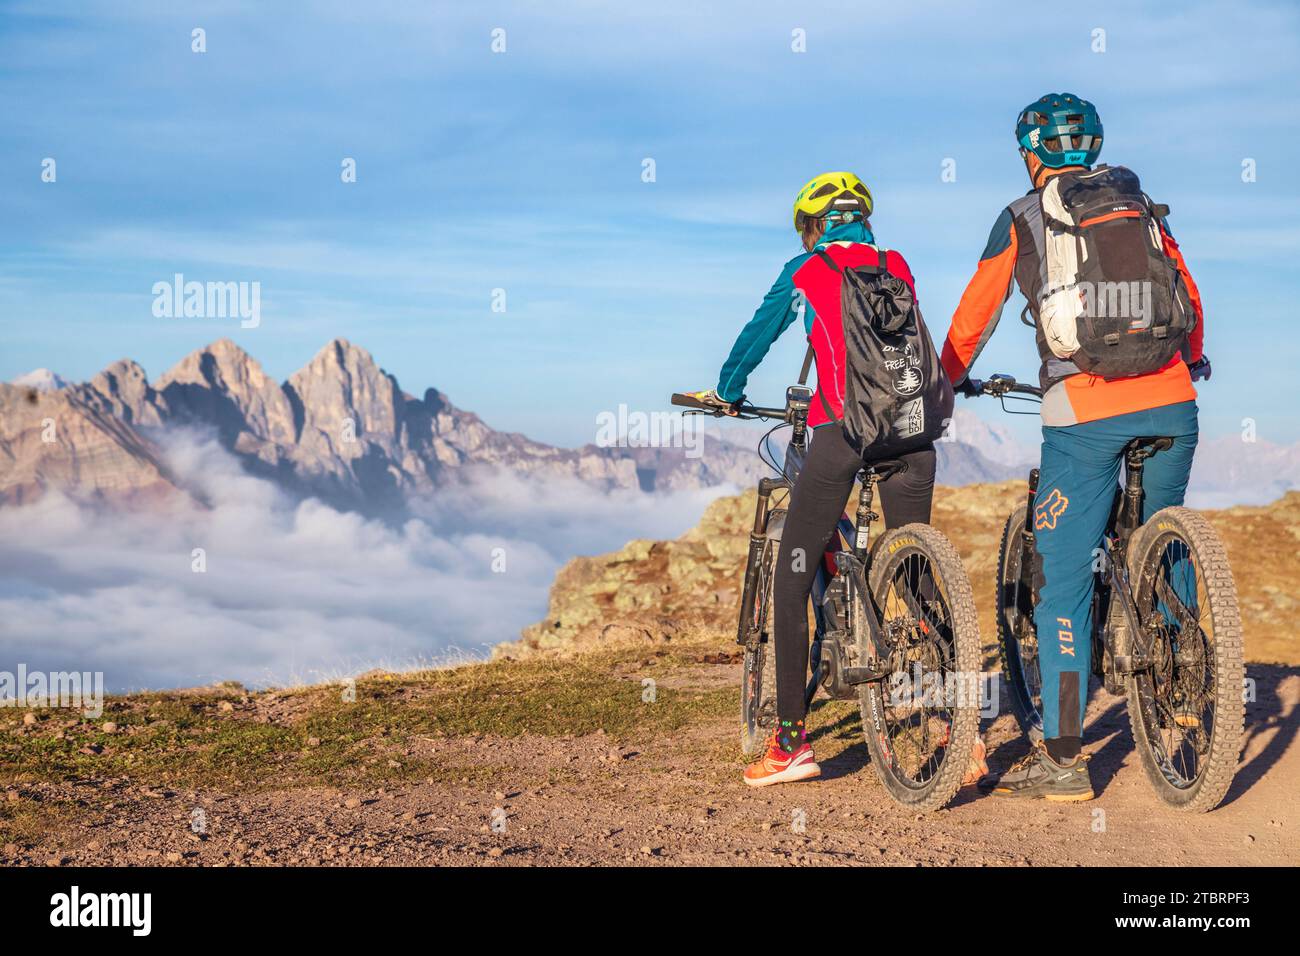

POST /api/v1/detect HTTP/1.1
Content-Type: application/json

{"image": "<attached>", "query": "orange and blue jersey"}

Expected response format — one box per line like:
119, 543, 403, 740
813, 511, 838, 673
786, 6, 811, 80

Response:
940, 188, 1205, 426
717, 220, 919, 428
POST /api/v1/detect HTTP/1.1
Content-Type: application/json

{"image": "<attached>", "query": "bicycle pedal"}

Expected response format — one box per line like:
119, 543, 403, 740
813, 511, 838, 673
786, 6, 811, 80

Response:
1113, 653, 1148, 674
842, 663, 889, 685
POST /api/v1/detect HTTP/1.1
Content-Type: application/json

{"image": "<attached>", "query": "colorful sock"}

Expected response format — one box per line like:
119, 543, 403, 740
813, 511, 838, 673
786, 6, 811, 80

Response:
775, 718, 806, 754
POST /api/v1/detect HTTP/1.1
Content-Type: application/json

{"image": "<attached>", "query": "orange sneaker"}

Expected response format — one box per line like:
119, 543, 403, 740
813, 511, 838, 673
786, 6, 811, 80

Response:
743, 734, 821, 788
936, 723, 989, 787
963, 733, 990, 787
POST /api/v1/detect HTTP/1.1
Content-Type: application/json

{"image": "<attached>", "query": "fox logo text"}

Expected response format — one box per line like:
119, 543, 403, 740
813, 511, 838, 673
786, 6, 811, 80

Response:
1034, 489, 1069, 530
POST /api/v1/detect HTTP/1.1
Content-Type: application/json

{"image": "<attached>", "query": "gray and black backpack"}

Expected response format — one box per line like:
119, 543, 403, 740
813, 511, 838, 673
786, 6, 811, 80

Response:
1036, 165, 1196, 379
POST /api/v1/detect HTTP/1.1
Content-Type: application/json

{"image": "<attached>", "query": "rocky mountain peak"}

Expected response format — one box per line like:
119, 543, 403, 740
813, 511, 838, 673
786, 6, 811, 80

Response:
10, 368, 68, 392
85, 358, 164, 428
158, 338, 261, 391
287, 338, 402, 457
153, 339, 296, 453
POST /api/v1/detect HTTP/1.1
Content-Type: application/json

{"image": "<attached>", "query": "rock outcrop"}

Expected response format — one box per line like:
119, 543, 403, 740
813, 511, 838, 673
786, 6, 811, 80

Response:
504, 493, 757, 658
504, 482, 1300, 666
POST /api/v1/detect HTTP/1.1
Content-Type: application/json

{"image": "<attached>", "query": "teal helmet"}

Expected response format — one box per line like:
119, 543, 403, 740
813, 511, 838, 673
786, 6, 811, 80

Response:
1016, 93, 1103, 168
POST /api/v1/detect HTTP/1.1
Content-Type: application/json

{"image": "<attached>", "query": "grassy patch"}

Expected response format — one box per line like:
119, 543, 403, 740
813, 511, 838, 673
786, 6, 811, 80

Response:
0, 647, 735, 795
302, 654, 732, 746
0, 797, 71, 848
0, 697, 300, 790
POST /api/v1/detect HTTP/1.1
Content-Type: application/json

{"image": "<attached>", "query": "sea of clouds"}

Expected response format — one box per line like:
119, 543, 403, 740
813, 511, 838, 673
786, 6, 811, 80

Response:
0, 434, 730, 692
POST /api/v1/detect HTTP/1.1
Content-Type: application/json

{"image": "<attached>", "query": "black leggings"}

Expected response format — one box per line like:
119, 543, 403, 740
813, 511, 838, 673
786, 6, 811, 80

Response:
773, 424, 936, 725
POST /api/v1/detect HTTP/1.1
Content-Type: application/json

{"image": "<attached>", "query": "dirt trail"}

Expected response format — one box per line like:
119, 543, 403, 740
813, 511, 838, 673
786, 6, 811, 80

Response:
10, 662, 1296, 867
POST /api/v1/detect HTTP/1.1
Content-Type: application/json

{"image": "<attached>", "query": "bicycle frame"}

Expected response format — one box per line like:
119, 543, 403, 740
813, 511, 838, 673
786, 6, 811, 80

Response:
1101, 437, 1174, 679
722, 383, 892, 700
817, 473, 895, 698
983, 374, 1174, 686
733, 386, 845, 648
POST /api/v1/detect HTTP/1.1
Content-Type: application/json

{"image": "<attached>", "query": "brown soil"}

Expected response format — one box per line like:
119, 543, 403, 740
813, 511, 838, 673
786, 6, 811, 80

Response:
5, 658, 1295, 867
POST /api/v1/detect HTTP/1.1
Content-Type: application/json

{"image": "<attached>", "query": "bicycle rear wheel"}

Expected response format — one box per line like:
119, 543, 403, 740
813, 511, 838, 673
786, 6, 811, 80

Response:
1126, 507, 1244, 811
740, 514, 782, 757
995, 505, 1045, 742
861, 524, 982, 811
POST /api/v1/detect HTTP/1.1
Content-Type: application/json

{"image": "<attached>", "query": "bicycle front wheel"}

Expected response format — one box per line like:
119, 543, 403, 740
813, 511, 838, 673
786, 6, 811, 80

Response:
740, 514, 782, 757
1126, 507, 1244, 811
995, 504, 1045, 742
860, 524, 982, 811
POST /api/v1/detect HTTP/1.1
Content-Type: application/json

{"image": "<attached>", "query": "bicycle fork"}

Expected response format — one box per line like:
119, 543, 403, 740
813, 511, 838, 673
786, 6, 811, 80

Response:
736, 476, 788, 646
1108, 440, 1172, 677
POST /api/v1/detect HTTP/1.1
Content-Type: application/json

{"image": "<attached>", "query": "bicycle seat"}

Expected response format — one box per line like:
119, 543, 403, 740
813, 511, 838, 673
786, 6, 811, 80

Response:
1124, 436, 1174, 459
863, 459, 907, 481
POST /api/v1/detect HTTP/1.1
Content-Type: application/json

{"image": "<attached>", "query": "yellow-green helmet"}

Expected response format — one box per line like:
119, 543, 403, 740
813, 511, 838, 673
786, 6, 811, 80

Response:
793, 171, 874, 232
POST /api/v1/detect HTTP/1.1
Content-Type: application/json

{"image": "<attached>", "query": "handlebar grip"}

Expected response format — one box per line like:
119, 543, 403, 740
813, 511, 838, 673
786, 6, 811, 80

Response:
670, 392, 712, 411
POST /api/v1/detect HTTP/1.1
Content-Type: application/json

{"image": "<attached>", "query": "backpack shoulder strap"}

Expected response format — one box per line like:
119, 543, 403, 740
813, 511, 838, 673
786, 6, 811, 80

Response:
798, 341, 815, 386
815, 245, 887, 275
814, 248, 842, 274
797, 338, 839, 421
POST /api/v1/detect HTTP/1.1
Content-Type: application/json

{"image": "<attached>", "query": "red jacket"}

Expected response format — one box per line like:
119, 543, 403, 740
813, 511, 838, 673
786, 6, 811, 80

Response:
795, 243, 918, 427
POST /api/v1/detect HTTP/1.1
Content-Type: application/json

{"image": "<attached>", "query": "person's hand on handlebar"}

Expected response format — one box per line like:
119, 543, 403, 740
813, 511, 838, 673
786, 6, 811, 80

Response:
954, 376, 982, 398
1188, 355, 1212, 382
682, 388, 740, 416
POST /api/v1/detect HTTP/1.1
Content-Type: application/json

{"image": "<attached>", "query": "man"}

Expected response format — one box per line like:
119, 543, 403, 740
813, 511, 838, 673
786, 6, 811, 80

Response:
942, 93, 1210, 800
686, 172, 938, 786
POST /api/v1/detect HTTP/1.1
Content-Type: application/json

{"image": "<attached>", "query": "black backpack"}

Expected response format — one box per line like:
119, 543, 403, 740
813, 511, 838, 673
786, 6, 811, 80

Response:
1037, 165, 1196, 378
813, 248, 953, 460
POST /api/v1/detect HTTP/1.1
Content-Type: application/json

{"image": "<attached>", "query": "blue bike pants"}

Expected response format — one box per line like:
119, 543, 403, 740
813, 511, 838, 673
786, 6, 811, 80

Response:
1032, 400, 1199, 741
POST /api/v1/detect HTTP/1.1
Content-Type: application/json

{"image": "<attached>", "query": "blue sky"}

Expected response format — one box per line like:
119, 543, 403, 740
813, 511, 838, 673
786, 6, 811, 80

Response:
3, 0, 1298, 448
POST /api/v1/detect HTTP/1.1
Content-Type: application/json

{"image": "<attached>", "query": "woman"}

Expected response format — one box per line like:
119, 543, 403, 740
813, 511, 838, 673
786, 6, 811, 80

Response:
686, 172, 940, 786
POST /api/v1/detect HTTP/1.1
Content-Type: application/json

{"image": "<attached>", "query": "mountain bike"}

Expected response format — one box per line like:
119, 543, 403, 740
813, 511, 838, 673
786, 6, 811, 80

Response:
973, 374, 1243, 811
671, 386, 981, 810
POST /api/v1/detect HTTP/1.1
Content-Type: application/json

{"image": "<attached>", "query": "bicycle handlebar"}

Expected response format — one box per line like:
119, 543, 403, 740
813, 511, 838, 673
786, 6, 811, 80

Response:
965, 374, 1044, 400
969, 360, 1211, 400
670, 393, 788, 421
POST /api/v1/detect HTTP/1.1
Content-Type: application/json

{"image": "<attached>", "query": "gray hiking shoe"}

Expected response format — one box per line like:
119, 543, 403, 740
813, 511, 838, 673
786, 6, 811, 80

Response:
981, 744, 1094, 802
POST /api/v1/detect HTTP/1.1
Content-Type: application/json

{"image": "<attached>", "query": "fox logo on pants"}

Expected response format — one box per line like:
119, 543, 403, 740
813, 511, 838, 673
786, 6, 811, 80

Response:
1035, 489, 1069, 531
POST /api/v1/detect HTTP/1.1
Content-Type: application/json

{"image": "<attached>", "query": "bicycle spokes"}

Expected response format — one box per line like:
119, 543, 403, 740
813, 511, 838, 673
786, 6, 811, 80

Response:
1138, 538, 1216, 787
876, 552, 959, 786
1007, 575, 1043, 710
